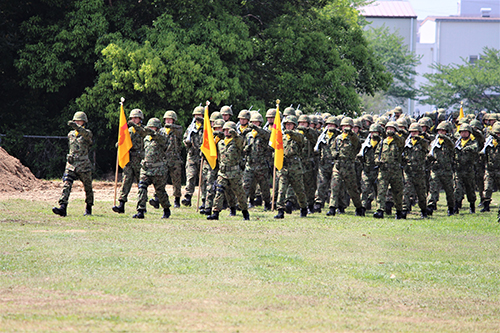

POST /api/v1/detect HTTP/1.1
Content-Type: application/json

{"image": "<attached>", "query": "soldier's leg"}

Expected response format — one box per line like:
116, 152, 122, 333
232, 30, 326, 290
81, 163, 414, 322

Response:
413, 172, 428, 211
427, 170, 440, 208
242, 168, 255, 199
118, 163, 135, 203
454, 172, 465, 206
213, 177, 229, 212
303, 169, 316, 206
314, 164, 331, 205
389, 170, 404, 212
205, 169, 219, 210
402, 170, 413, 212
290, 169, 307, 209
328, 166, 342, 209
184, 159, 200, 197
170, 161, 183, 199
78, 171, 94, 206
464, 171, 476, 204
483, 169, 495, 204
440, 171, 455, 210
58, 170, 77, 206
230, 178, 248, 211
137, 173, 152, 211
255, 170, 271, 204
276, 170, 290, 210
476, 163, 485, 203
153, 175, 170, 209
343, 166, 362, 209
376, 171, 389, 212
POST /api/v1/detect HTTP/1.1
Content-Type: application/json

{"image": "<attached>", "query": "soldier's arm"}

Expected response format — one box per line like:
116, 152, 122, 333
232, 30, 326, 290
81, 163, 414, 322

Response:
349, 131, 360, 151
128, 121, 150, 138
463, 140, 478, 153
297, 126, 317, 142
393, 134, 405, 148
285, 130, 304, 144
248, 123, 271, 141
68, 121, 92, 141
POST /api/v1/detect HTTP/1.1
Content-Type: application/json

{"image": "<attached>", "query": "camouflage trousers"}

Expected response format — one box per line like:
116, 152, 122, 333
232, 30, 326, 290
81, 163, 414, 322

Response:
166, 160, 183, 198
118, 155, 141, 203
314, 162, 332, 205
454, 169, 476, 204
402, 168, 427, 211
427, 168, 455, 209
361, 168, 378, 209
243, 165, 271, 204
137, 171, 170, 211
59, 169, 93, 206
200, 161, 215, 202
482, 169, 500, 206
376, 164, 403, 212
475, 162, 485, 202
184, 157, 200, 197
213, 176, 248, 212
277, 165, 307, 210
302, 161, 317, 206
329, 161, 361, 209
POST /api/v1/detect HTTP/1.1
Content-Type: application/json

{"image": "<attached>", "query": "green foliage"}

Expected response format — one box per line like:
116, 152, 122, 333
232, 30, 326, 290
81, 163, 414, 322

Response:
419, 47, 500, 112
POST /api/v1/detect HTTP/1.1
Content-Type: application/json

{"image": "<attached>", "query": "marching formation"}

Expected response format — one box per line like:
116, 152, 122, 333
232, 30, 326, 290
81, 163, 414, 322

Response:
52, 103, 500, 222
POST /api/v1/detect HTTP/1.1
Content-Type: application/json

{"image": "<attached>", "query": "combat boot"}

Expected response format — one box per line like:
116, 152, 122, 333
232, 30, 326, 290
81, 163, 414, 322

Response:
207, 210, 219, 220
199, 199, 206, 210
132, 209, 145, 219
373, 210, 384, 219
366, 202, 372, 211
313, 203, 322, 214
52, 203, 67, 217
242, 210, 250, 220
285, 201, 293, 214
480, 201, 490, 213
385, 202, 393, 215
264, 202, 272, 211
112, 200, 125, 214
229, 207, 237, 216
84, 204, 92, 216
149, 196, 160, 209
453, 202, 460, 215
274, 209, 285, 219
469, 202, 475, 214
426, 205, 434, 216
447, 205, 454, 216
307, 204, 315, 214
254, 195, 263, 206
421, 209, 428, 218
162, 207, 171, 219
181, 194, 192, 207
300, 207, 308, 218
395, 210, 405, 219
204, 208, 212, 216
326, 207, 336, 216
248, 198, 255, 208
174, 197, 181, 208
337, 207, 345, 214
355, 207, 365, 217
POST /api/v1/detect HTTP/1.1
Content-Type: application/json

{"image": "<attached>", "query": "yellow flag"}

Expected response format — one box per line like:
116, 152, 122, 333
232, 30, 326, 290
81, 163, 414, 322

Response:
200, 102, 217, 169
117, 103, 133, 168
459, 101, 464, 120
269, 103, 284, 170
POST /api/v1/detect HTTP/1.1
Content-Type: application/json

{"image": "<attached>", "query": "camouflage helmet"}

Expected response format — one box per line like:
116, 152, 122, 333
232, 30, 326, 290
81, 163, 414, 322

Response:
146, 117, 162, 128
266, 108, 277, 118
377, 116, 389, 127
73, 111, 88, 123
394, 106, 403, 114
408, 123, 422, 132
459, 123, 472, 132
238, 110, 251, 120
353, 118, 362, 128
210, 111, 222, 122
295, 109, 303, 116
369, 123, 383, 133
250, 112, 263, 123
311, 115, 320, 125
452, 111, 460, 119
326, 116, 337, 125
283, 107, 296, 117
418, 117, 433, 129
193, 106, 204, 116
458, 117, 469, 125
492, 122, 500, 134
220, 105, 233, 116
283, 115, 298, 126
130, 109, 144, 120
470, 119, 482, 130
163, 110, 177, 121
363, 114, 374, 124
213, 119, 225, 128
222, 121, 237, 131
396, 117, 408, 129
340, 117, 354, 127
298, 115, 310, 123
321, 112, 332, 120
386, 121, 399, 131
436, 121, 448, 131
437, 108, 446, 114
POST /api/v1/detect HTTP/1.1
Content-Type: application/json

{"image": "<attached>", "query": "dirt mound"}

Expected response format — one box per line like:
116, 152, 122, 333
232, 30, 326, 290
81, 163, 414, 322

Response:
0, 147, 42, 192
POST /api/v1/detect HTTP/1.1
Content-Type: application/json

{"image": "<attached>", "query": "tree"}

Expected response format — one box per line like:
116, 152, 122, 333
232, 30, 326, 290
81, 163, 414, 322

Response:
419, 47, 500, 113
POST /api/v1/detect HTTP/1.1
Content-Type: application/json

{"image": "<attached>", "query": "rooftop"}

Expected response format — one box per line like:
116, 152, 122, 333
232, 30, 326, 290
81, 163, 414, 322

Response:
359, 1, 417, 18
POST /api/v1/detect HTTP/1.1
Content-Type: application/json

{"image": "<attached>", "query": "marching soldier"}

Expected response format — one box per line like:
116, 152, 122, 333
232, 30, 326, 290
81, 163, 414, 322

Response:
358, 123, 382, 212
220, 105, 233, 122
297, 114, 319, 213
237, 110, 251, 134
52, 111, 94, 217
480, 122, 500, 221
207, 122, 250, 220
182, 106, 204, 206
112, 109, 144, 214
470, 119, 486, 206
128, 118, 171, 219
454, 123, 478, 214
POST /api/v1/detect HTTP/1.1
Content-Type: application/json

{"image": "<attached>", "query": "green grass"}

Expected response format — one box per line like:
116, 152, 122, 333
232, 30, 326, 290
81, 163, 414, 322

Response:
1, 195, 500, 332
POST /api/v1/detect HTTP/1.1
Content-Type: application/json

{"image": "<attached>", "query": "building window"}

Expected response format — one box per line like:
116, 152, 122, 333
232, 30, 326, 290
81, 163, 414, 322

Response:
469, 55, 479, 64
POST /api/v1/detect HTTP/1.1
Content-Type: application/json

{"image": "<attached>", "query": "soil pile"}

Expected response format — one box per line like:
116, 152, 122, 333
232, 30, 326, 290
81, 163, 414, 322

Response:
0, 147, 42, 192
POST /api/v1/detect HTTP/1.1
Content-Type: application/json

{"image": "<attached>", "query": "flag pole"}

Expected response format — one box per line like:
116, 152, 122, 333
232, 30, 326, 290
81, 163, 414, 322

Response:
197, 158, 204, 212
113, 97, 125, 207
271, 166, 276, 211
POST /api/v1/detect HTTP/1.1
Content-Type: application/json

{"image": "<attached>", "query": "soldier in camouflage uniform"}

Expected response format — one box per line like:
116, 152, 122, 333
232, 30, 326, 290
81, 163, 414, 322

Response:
373, 121, 405, 219
220, 105, 233, 122
182, 106, 204, 206
479, 122, 500, 220
243, 113, 272, 210
357, 123, 382, 211
207, 122, 250, 220
274, 115, 308, 219
402, 123, 430, 218
53, 111, 94, 217
297, 114, 319, 213
470, 119, 486, 206
426, 122, 456, 216
112, 109, 144, 214
326, 117, 364, 217
453, 123, 478, 214
128, 118, 171, 219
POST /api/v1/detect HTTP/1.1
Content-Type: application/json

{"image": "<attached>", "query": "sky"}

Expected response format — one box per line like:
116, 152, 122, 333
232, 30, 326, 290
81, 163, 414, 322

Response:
408, 0, 460, 19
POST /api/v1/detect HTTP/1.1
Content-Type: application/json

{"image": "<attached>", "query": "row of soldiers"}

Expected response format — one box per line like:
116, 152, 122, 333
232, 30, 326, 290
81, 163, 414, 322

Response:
52, 105, 500, 222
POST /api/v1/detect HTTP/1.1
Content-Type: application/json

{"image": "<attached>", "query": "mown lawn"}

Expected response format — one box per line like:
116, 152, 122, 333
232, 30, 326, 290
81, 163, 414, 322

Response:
1, 196, 499, 332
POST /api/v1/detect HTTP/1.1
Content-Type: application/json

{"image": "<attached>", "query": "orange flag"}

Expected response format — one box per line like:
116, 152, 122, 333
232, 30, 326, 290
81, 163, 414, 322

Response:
200, 101, 217, 169
269, 101, 284, 170
459, 101, 464, 119
117, 102, 133, 168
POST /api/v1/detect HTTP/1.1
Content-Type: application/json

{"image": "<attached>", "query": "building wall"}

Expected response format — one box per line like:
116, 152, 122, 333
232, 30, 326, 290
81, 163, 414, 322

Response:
414, 43, 435, 114
364, 17, 418, 51
460, 0, 500, 17
419, 20, 436, 44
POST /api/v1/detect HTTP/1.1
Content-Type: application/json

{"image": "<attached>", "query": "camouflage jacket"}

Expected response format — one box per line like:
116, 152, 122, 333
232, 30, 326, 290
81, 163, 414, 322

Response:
375, 134, 404, 166
283, 130, 304, 159
318, 129, 338, 166
482, 135, 500, 171
217, 134, 245, 179
244, 124, 271, 169
129, 125, 145, 161
66, 122, 93, 173
428, 134, 455, 172
331, 131, 360, 162
402, 135, 429, 172
297, 126, 319, 165
357, 136, 380, 171
183, 121, 203, 162
160, 124, 183, 163
131, 123, 167, 176
454, 136, 478, 171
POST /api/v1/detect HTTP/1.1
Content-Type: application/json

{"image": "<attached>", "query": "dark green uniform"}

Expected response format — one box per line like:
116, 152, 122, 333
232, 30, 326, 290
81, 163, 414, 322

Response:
358, 136, 380, 211
118, 125, 144, 203
183, 120, 203, 201
402, 135, 429, 214
161, 124, 184, 199
481, 135, 500, 215
427, 134, 456, 213
314, 129, 337, 208
454, 135, 478, 211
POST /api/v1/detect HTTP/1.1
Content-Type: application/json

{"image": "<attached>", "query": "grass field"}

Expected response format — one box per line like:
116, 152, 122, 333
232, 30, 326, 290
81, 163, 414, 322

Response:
1, 195, 499, 332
